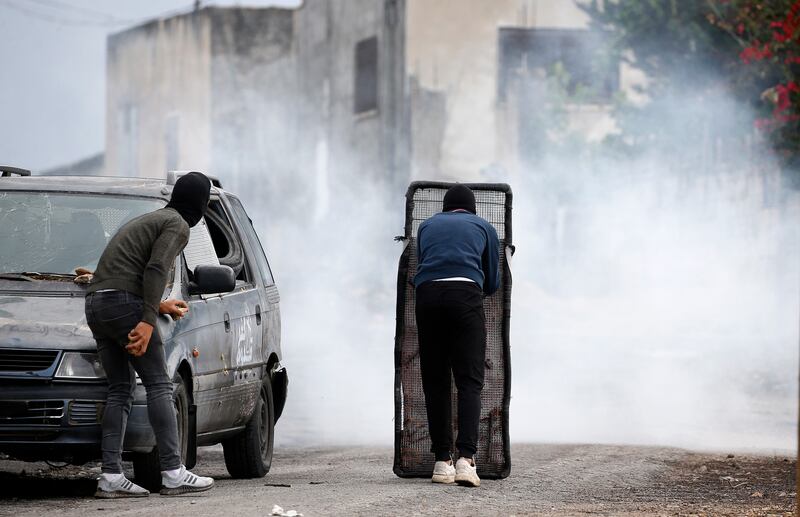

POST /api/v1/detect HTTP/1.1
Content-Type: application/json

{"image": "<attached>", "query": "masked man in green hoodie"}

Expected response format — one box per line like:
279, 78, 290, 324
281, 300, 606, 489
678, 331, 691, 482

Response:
85, 172, 214, 498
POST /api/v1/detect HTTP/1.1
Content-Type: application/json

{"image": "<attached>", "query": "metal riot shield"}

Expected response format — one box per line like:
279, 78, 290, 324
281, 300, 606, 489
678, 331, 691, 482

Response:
393, 181, 513, 479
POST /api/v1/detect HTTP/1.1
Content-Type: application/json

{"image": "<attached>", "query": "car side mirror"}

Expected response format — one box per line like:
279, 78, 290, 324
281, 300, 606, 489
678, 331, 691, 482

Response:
188, 264, 235, 295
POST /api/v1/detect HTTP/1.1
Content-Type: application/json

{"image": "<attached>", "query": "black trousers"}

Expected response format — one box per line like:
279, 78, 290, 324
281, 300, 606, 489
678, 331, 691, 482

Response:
415, 281, 486, 461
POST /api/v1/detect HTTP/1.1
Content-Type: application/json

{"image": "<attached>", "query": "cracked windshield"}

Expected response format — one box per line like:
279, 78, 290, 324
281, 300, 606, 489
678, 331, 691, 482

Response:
0, 192, 163, 275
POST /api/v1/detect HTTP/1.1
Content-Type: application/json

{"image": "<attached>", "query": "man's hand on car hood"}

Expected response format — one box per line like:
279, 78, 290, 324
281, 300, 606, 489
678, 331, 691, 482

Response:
73, 267, 93, 284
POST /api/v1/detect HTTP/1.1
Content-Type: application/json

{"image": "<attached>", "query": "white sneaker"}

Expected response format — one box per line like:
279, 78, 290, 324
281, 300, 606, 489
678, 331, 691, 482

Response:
431, 460, 455, 484
454, 457, 480, 487
95, 472, 149, 498
160, 465, 214, 495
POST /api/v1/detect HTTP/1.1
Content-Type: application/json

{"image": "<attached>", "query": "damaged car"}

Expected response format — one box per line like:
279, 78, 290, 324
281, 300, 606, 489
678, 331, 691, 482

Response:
0, 167, 287, 489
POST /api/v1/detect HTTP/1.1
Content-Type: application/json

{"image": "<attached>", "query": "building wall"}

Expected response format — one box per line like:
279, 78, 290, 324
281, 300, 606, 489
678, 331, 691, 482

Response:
106, 2, 406, 220
41, 152, 104, 176
104, 0, 643, 191
106, 11, 213, 178
404, 0, 643, 181
406, 0, 527, 182
208, 8, 294, 205
293, 0, 407, 219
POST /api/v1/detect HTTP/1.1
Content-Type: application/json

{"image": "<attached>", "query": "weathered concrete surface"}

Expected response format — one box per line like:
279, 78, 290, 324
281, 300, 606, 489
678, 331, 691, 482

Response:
0, 444, 795, 516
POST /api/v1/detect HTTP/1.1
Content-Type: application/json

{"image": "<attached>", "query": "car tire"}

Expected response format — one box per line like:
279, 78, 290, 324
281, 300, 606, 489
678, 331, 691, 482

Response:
132, 376, 190, 491
222, 378, 274, 478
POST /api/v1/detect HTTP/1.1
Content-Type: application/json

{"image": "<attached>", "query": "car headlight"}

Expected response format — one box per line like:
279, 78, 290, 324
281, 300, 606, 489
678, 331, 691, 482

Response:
55, 352, 106, 379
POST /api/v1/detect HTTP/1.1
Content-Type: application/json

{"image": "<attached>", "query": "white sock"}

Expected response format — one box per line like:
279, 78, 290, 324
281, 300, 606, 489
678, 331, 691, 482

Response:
101, 472, 124, 482
163, 466, 184, 480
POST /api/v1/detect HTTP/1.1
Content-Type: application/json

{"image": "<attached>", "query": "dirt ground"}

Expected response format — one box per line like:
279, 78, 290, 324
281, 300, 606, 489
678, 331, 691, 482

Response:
0, 443, 795, 516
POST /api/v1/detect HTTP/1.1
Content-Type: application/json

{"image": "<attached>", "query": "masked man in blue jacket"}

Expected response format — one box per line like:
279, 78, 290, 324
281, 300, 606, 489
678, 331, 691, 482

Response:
414, 184, 500, 488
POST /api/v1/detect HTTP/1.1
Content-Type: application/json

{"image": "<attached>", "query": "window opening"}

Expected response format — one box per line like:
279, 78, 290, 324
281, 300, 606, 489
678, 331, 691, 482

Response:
226, 196, 275, 286
497, 28, 618, 103
354, 36, 379, 114
204, 199, 250, 284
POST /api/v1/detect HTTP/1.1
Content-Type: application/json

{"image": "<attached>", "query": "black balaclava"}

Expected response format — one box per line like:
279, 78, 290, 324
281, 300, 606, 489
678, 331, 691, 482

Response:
165, 171, 211, 227
442, 184, 476, 214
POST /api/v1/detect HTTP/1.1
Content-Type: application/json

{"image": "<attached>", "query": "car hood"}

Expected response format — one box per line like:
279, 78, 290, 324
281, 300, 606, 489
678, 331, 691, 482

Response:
0, 294, 96, 351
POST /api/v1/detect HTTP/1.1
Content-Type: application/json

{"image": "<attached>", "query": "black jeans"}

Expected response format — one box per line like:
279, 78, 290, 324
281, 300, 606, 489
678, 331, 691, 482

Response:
415, 281, 486, 461
85, 290, 181, 474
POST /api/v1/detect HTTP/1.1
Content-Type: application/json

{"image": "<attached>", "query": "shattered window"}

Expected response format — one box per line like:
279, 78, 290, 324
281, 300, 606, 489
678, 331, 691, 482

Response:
227, 196, 274, 286
0, 191, 163, 275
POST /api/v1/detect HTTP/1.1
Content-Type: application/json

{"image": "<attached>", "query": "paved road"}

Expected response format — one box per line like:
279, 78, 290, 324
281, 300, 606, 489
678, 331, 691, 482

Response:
0, 444, 795, 516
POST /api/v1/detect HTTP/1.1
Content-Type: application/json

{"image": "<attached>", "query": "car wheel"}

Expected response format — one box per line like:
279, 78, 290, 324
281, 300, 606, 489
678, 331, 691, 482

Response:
222, 378, 274, 478
132, 376, 190, 491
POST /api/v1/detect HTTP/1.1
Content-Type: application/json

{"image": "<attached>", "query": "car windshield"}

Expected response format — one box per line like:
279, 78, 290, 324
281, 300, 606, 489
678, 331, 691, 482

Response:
0, 191, 164, 275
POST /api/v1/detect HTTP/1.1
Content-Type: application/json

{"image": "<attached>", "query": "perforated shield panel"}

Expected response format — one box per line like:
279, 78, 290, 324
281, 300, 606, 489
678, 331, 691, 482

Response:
394, 182, 512, 479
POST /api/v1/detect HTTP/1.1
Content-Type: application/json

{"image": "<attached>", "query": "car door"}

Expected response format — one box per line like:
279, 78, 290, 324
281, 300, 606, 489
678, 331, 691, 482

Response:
206, 201, 263, 429
178, 217, 233, 434
225, 195, 280, 369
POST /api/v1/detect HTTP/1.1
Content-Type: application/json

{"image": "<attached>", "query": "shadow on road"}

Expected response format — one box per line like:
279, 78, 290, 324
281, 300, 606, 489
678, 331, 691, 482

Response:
0, 471, 96, 499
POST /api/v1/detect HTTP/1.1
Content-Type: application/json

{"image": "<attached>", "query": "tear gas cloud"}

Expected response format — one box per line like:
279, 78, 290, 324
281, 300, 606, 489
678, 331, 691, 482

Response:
12, 1, 800, 451
12, 0, 794, 462
219, 22, 798, 452
509, 156, 798, 452
2, 2, 794, 452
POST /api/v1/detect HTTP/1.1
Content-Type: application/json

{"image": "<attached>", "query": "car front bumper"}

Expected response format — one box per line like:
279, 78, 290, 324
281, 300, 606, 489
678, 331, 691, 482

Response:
0, 381, 155, 463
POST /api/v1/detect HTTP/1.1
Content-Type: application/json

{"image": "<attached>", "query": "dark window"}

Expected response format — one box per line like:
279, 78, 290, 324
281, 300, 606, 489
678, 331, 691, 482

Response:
226, 196, 275, 286
354, 36, 378, 114
205, 200, 250, 284
498, 28, 618, 103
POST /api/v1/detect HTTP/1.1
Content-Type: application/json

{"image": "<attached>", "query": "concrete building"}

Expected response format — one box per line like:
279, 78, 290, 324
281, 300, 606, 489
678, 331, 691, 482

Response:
104, 0, 636, 220
105, 7, 295, 210
42, 152, 104, 176
405, 0, 639, 181
289, 0, 406, 220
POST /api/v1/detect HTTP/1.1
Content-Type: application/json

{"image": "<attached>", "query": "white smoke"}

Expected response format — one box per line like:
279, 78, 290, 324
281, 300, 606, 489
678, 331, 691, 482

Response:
253, 31, 799, 454
253, 122, 798, 454
508, 155, 798, 453
28, 1, 786, 454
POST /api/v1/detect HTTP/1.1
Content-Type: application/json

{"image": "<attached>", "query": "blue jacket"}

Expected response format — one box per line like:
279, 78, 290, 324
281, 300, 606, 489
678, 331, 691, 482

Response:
414, 211, 501, 295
